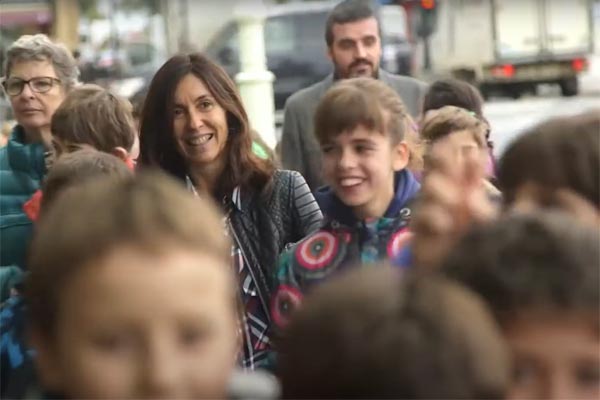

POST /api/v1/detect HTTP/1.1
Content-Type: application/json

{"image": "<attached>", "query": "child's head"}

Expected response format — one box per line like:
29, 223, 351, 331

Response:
27, 171, 238, 399
314, 77, 410, 219
40, 148, 133, 218
498, 111, 599, 211
422, 78, 485, 119
420, 105, 488, 173
404, 113, 425, 175
314, 77, 407, 145
50, 84, 138, 162
441, 211, 600, 400
278, 266, 509, 399
130, 86, 148, 134
421, 79, 495, 175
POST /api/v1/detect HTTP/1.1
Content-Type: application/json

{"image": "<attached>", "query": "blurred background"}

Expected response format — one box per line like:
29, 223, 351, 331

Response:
1, 0, 599, 155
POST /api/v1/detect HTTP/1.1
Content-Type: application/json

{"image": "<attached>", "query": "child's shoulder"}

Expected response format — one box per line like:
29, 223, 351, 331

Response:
273, 225, 353, 329
275, 224, 353, 285
279, 222, 352, 266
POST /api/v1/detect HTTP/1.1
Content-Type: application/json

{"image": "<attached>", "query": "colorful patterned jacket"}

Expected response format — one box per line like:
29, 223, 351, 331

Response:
271, 170, 420, 329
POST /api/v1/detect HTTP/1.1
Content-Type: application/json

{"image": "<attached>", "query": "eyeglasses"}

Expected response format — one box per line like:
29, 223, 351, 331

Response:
2, 76, 62, 96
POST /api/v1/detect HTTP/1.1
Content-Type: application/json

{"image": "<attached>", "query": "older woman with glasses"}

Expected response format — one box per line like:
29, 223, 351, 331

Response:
0, 34, 79, 300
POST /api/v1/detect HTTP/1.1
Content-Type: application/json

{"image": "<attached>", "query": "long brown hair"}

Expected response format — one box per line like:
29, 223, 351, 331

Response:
138, 53, 275, 199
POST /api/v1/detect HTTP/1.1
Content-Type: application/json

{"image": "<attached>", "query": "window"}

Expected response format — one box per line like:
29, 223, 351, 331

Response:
265, 15, 296, 55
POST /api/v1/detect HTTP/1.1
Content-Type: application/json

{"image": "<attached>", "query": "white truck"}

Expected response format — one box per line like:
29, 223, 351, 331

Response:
422, 0, 594, 98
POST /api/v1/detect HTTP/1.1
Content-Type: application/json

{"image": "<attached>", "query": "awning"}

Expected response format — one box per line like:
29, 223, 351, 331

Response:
0, 2, 53, 28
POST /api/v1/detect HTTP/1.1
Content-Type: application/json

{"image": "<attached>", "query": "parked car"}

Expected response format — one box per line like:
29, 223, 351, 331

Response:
81, 41, 163, 86
204, 1, 414, 111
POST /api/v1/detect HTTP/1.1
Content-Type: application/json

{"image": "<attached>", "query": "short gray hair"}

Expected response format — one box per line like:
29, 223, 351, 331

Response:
4, 34, 80, 91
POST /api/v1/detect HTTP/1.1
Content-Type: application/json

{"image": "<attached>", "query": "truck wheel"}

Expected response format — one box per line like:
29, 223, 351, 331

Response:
479, 84, 491, 101
508, 88, 522, 100
481, 89, 491, 101
559, 78, 579, 97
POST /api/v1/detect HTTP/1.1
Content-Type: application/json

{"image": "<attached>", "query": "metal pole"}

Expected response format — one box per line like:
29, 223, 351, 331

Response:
234, 0, 276, 149
179, 0, 189, 51
423, 35, 431, 71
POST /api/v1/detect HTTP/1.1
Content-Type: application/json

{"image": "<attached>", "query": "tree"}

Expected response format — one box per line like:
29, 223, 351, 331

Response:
120, 0, 160, 14
78, 0, 102, 19
77, 0, 160, 19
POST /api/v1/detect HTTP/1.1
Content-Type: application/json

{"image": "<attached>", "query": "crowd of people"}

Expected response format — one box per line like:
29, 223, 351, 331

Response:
0, 0, 598, 399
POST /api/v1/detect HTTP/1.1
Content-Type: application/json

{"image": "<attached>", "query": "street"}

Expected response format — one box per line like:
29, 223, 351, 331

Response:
485, 92, 600, 158
485, 53, 600, 158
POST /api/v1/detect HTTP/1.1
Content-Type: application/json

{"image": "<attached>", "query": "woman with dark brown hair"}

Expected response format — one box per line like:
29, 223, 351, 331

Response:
139, 53, 322, 370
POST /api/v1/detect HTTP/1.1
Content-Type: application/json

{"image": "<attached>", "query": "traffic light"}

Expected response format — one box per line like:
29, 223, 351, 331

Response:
416, 0, 438, 38
421, 0, 435, 10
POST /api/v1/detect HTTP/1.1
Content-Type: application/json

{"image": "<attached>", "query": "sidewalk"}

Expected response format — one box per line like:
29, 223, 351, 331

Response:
580, 53, 600, 95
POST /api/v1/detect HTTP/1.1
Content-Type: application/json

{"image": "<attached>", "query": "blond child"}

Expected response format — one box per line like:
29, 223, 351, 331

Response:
27, 171, 240, 398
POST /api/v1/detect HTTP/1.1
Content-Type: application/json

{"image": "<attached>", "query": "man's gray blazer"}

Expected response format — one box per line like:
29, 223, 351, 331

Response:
280, 70, 427, 191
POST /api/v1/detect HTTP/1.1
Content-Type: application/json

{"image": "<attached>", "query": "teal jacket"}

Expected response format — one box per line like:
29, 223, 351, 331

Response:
0, 126, 46, 300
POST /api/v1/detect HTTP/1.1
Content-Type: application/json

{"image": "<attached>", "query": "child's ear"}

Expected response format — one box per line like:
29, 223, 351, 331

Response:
129, 133, 140, 160
392, 141, 410, 171
29, 328, 66, 392
111, 147, 129, 162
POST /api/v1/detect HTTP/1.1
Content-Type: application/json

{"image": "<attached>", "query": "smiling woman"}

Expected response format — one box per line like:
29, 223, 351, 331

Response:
139, 53, 323, 371
171, 73, 230, 180
0, 34, 78, 300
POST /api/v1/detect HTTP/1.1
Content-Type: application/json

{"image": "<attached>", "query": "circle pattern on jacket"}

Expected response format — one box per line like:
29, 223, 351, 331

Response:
296, 231, 339, 270
271, 284, 303, 328
387, 228, 413, 259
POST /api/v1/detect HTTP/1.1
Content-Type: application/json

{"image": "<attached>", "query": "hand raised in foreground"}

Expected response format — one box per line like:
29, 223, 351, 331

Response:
411, 145, 499, 270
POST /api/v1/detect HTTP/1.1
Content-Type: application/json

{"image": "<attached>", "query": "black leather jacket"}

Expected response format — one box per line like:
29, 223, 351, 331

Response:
227, 170, 322, 319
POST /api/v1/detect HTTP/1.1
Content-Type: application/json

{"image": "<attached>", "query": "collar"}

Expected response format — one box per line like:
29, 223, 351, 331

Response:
186, 175, 243, 212
231, 186, 242, 211
315, 169, 420, 226
7, 125, 46, 177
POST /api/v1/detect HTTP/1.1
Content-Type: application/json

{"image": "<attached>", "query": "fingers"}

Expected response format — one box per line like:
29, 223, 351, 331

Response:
412, 144, 499, 270
426, 144, 461, 182
411, 203, 455, 237
467, 186, 500, 223
462, 149, 487, 188
511, 184, 599, 227
420, 172, 460, 210
554, 189, 600, 227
